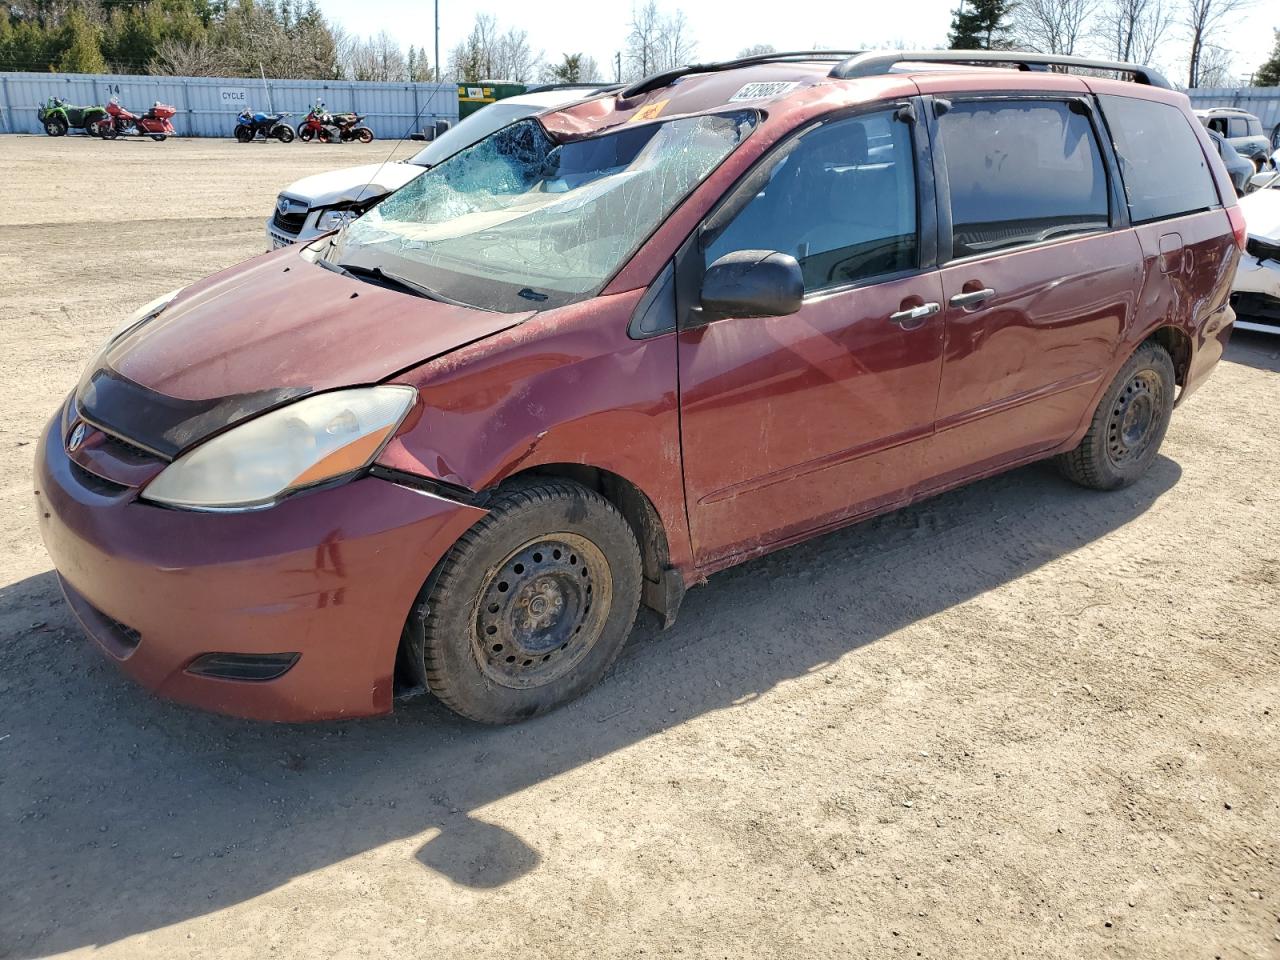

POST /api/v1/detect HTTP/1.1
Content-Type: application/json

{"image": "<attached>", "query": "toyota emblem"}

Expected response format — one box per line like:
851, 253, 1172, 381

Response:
67, 422, 87, 452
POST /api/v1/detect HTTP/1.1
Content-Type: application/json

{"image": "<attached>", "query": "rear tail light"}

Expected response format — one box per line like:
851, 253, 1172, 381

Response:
1227, 205, 1248, 252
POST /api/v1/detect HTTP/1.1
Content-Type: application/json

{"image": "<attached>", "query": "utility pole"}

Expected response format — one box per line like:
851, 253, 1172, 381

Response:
434, 0, 440, 83
615, 51, 622, 82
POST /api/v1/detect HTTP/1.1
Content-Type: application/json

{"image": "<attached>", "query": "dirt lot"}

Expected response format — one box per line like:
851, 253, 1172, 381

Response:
0, 135, 1278, 960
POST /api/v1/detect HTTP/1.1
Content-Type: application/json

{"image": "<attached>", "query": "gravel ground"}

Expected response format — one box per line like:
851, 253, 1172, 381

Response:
0, 135, 1278, 960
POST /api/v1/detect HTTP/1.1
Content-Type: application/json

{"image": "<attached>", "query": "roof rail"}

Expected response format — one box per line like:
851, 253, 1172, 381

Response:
524, 82, 624, 94
618, 50, 865, 100
828, 50, 1172, 90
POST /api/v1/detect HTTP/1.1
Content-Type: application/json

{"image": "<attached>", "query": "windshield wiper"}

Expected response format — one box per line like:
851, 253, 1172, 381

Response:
339, 263, 478, 308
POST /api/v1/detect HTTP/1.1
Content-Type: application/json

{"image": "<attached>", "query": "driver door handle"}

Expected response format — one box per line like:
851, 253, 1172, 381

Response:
949, 287, 996, 308
889, 302, 941, 327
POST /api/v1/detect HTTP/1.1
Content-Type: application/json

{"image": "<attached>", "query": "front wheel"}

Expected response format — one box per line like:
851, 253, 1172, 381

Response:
44, 117, 68, 137
410, 479, 643, 724
274, 125, 294, 143
1056, 341, 1175, 490
101, 123, 119, 140
234, 126, 253, 143
149, 133, 166, 142
297, 125, 313, 142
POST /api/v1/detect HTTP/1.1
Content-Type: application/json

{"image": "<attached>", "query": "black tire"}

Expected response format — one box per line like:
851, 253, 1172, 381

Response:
44, 117, 68, 137
101, 123, 119, 141
1056, 340, 1175, 490
149, 134, 166, 142
234, 126, 253, 143
356, 126, 374, 143
297, 125, 313, 142
318, 128, 334, 143
410, 478, 643, 724
275, 125, 294, 143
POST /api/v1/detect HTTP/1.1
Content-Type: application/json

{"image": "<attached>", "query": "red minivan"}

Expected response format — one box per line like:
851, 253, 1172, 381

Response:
36, 51, 1242, 723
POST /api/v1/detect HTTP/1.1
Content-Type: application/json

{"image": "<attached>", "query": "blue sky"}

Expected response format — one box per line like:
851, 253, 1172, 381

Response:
315, 0, 1277, 86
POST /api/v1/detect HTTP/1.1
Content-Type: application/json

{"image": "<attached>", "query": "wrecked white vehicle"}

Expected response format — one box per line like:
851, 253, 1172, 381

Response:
1233, 171, 1280, 334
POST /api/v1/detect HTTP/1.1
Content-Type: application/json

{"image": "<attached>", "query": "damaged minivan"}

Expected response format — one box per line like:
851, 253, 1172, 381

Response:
37, 50, 1242, 723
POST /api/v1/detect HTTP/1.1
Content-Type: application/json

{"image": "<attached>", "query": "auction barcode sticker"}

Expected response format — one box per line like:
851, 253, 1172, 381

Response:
728, 81, 798, 102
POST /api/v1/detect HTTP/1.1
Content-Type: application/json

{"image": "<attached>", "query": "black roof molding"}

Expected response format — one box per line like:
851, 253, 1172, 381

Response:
617, 50, 865, 100
828, 50, 1172, 89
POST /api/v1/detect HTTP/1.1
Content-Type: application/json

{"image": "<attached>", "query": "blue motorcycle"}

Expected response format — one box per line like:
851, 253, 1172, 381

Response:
234, 109, 294, 143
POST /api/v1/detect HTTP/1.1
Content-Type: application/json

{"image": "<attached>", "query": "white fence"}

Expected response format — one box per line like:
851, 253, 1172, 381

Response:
0, 71, 458, 138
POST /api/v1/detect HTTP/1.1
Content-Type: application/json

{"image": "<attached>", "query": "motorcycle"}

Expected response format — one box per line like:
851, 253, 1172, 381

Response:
97, 99, 177, 141
321, 112, 374, 144
37, 97, 108, 137
295, 102, 332, 142
235, 109, 295, 143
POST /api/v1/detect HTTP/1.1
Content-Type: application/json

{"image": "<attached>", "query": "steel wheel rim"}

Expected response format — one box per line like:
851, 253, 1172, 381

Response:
471, 533, 612, 689
1106, 369, 1163, 467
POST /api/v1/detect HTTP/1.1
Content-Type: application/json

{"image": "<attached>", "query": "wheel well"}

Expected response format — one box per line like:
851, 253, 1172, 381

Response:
392, 463, 680, 699
1146, 326, 1191, 388
502, 464, 673, 589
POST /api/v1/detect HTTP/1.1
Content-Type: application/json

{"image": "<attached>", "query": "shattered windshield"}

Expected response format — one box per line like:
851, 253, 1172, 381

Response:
332, 110, 758, 312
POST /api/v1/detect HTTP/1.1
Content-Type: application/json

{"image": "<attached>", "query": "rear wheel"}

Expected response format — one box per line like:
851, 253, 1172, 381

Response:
44, 117, 68, 137
1056, 341, 1175, 490
275, 125, 294, 143
356, 126, 374, 143
410, 479, 643, 724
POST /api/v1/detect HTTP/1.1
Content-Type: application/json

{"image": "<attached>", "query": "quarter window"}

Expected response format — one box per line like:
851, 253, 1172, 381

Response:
937, 99, 1110, 259
704, 110, 919, 293
1099, 95, 1221, 224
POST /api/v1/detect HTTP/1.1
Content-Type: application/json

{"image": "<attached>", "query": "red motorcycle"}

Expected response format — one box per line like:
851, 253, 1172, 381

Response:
95, 99, 176, 141
295, 104, 332, 143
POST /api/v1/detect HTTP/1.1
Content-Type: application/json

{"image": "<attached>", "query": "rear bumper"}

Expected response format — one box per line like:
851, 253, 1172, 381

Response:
34, 408, 485, 721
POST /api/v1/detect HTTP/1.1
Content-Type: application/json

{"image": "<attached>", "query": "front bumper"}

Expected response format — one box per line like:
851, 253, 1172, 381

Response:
34, 408, 485, 721
1231, 251, 1280, 334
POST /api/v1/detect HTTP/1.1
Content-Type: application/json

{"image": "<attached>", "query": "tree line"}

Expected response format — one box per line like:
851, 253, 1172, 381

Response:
948, 0, 1276, 87
2, 0, 1275, 89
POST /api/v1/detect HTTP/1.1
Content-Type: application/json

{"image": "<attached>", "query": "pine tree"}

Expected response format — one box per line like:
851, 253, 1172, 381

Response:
948, 0, 1014, 50
1257, 30, 1280, 86
55, 9, 107, 73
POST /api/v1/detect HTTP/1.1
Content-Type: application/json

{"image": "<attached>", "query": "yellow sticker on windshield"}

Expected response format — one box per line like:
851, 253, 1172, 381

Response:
628, 99, 670, 123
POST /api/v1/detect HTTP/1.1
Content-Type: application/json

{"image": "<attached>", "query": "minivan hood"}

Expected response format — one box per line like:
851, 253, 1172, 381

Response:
282, 161, 425, 207
77, 249, 530, 457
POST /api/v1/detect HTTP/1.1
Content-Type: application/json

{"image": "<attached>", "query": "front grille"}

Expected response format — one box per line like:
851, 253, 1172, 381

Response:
69, 460, 129, 496
272, 204, 308, 234
98, 431, 161, 466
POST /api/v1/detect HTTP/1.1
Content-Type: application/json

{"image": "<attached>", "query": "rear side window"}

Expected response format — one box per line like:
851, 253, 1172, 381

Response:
1099, 95, 1220, 224
937, 99, 1110, 259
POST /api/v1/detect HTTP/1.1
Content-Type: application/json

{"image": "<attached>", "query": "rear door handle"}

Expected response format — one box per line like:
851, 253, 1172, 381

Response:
949, 288, 995, 308
888, 302, 940, 327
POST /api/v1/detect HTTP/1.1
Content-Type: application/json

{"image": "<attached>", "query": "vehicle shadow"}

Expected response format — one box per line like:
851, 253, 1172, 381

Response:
1224, 328, 1280, 373
0, 457, 1181, 957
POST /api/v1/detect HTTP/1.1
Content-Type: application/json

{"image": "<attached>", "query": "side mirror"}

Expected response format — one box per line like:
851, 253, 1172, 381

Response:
696, 250, 803, 324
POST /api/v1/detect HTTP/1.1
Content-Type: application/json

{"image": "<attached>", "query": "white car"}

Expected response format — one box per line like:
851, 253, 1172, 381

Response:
266, 85, 614, 249
1233, 168, 1280, 334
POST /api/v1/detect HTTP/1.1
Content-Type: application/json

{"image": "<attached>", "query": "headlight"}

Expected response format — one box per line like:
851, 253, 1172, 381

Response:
142, 386, 416, 510
106, 288, 182, 345
317, 207, 359, 231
